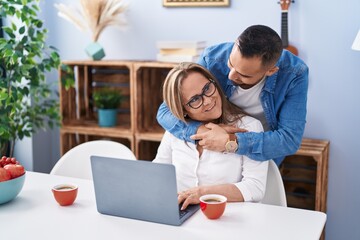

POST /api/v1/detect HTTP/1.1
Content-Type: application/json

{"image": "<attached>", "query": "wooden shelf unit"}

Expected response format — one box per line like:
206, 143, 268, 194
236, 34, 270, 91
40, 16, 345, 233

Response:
59, 60, 176, 158
280, 138, 329, 213
132, 62, 176, 159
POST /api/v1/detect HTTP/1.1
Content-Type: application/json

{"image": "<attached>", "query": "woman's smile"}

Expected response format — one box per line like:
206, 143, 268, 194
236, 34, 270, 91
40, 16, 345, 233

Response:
204, 100, 216, 112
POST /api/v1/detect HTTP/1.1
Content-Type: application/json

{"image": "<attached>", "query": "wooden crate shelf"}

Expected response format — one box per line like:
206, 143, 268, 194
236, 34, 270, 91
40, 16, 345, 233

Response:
280, 138, 329, 213
133, 63, 176, 133
59, 60, 176, 159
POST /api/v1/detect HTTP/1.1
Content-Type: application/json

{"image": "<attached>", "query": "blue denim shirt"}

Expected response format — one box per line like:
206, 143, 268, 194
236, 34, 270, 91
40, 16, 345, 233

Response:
157, 42, 309, 165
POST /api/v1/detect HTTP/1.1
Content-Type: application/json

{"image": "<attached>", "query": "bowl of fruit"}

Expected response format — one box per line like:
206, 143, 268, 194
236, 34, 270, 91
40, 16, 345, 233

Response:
0, 156, 26, 205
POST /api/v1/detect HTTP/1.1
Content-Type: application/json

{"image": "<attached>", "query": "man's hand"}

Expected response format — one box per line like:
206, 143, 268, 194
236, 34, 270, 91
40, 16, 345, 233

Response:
191, 123, 247, 152
190, 123, 227, 152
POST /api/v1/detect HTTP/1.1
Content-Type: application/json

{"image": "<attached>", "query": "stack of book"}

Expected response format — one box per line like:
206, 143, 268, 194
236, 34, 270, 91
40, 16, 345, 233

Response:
156, 41, 207, 63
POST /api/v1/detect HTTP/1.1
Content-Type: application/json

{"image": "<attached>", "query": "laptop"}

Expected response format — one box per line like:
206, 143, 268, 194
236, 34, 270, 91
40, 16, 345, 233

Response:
90, 155, 200, 226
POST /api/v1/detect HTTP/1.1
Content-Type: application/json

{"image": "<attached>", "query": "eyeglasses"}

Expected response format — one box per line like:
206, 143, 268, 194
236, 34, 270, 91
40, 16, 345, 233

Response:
185, 79, 217, 109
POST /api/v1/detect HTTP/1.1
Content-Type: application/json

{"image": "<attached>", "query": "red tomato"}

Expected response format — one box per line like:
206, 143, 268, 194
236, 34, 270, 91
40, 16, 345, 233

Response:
5, 157, 12, 165
3, 164, 25, 179
0, 156, 6, 167
0, 168, 11, 182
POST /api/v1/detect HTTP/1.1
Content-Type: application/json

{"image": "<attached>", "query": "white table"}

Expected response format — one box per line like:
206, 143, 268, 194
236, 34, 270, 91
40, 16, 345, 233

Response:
0, 172, 326, 240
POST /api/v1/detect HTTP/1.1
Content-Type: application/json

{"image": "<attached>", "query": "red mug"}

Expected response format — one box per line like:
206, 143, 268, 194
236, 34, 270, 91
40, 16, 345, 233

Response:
52, 184, 78, 206
200, 194, 227, 219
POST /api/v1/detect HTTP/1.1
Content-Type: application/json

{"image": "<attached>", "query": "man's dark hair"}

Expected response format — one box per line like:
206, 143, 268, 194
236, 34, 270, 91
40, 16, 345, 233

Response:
236, 25, 283, 67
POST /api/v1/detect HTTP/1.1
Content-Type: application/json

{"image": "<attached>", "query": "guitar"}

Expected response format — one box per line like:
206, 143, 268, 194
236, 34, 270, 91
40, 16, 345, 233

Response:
279, 0, 298, 55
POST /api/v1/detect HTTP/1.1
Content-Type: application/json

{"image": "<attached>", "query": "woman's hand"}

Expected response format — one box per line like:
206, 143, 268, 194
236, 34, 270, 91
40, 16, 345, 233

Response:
178, 184, 245, 210
178, 187, 202, 210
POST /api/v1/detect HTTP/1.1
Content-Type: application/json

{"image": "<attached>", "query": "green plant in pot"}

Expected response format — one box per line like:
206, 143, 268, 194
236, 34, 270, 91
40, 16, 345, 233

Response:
93, 88, 123, 127
0, 0, 74, 157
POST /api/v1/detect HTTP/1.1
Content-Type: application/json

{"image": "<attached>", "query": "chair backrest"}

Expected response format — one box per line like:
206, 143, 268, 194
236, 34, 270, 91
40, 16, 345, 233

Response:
262, 160, 287, 207
50, 140, 136, 180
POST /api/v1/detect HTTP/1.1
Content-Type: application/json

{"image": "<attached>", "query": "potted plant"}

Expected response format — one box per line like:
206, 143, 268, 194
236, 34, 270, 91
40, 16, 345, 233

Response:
93, 88, 123, 127
0, 0, 74, 157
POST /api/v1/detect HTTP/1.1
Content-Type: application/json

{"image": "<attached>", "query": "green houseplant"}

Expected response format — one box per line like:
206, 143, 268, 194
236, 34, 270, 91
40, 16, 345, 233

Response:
93, 88, 123, 127
0, 0, 73, 157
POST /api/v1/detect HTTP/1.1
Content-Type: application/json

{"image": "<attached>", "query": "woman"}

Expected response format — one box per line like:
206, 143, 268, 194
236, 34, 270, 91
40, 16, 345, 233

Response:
153, 62, 269, 210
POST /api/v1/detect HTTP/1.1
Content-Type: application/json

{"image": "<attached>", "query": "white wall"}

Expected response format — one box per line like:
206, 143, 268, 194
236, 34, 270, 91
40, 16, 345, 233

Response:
22, 0, 360, 239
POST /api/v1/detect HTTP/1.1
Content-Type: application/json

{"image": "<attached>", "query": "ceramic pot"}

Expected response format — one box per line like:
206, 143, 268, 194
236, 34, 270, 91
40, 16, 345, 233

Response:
98, 109, 117, 127
85, 42, 105, 60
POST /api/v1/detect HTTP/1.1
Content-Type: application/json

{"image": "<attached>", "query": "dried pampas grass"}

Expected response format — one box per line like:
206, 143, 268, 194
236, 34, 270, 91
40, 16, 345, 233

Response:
55, 0, 128, 42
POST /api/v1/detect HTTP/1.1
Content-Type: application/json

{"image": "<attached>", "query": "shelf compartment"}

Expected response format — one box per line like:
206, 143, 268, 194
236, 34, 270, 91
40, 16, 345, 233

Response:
135, 140, 161, 161
133, 62, 176, 136
279, 139, 329, 214
285, 192, 316, 210
60, 62, 132, 131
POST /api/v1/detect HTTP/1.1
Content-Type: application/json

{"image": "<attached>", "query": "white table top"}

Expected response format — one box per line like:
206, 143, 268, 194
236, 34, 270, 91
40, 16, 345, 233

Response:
0, 172, 326, 240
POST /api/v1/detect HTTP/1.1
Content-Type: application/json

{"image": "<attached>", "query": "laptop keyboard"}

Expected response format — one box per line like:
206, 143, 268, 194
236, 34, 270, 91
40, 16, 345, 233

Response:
178, 205, 189, 219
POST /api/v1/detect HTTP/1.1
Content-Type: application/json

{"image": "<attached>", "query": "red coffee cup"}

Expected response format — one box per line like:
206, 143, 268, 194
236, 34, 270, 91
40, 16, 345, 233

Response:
52, 184, 78, 206
200, 194, 227, 219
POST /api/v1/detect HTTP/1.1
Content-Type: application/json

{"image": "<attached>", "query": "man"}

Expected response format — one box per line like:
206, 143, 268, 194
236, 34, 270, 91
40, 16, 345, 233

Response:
156, 25, 308, 165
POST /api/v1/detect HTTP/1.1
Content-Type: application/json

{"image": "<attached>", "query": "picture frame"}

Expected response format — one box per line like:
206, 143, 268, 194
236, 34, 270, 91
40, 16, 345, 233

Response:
163, 0, 230, 8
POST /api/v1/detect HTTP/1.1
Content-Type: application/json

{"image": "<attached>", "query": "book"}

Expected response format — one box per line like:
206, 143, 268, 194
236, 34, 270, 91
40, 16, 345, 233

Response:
156, 41, 206, 49
159, 47, 205, 56
156, 54, 200, 63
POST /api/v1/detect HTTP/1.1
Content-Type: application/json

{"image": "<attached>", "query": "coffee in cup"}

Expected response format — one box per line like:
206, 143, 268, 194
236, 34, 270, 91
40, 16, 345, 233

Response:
52, 184, 78, 206
199, 194, 227, 219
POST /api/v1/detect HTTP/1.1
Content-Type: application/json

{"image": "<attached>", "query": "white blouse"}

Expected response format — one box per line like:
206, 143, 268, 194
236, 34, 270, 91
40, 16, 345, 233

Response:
153, 116, 269, 202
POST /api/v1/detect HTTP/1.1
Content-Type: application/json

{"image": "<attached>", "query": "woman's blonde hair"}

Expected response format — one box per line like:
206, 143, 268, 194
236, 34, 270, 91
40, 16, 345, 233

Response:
162, 62, 247, 124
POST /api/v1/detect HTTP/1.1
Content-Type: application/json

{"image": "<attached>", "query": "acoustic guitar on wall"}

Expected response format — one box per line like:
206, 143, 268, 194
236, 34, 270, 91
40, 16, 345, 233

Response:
279, 0, 298, 56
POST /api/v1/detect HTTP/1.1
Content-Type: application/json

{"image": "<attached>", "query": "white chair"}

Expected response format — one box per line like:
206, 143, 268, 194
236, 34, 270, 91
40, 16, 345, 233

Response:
50, 140, 136, 180
262, 160, 287, 207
